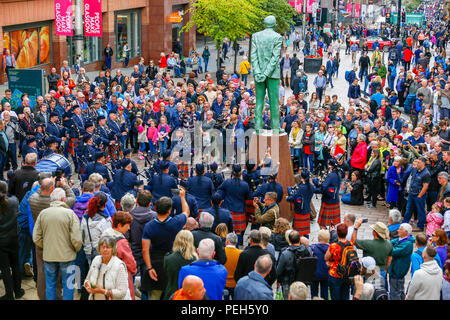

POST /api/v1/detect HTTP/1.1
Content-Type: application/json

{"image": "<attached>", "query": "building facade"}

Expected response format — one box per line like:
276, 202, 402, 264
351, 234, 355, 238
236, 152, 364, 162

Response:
0, 0, 196, 84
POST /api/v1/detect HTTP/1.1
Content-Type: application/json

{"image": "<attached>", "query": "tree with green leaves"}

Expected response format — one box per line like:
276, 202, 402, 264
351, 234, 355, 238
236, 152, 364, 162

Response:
182, 0, 267, 71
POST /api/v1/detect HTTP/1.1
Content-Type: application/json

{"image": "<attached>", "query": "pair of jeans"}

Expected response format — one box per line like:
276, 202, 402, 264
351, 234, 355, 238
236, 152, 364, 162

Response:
241, 74, 248, 86
311, 279, 329, 300
316, 87, 324, 102
303, 153, 314, 172
6, 143, 17, 171
174, 66, 182, 77
290, 147, 301, 167
105, 56, 112, 70
18, 230, 32, 277
389, 276, 405, 300
402, 193, 427, 230
204, 58, 209, 72
388, 75, 396, 91
139, 142, 147, 153
43, 261, 75, 300
159, 139, 168, 154
328, 275, 350, 300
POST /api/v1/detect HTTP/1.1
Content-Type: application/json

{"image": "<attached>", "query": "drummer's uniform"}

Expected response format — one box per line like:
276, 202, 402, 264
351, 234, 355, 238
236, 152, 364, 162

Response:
185, 175, 214, 212
46, 121, 65, 140
22, 145, 39, 160
97, 125, 111, 151
70, 114, 86, 171
81, 160, 111, 182
204, 171, 224, 190
242, 168, 263, 223
315, 169, 342, 227
106, 119, 123, 160
286, 183, 315, 236
153, 160, 179, 179
217, 178, 249, 234
146, 172, 178, 203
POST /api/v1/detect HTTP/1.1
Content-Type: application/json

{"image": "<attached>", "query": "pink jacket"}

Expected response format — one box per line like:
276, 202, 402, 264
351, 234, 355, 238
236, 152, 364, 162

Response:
426, 212, 444, 237
147, 127, 158, 144
117, 238, 137, 300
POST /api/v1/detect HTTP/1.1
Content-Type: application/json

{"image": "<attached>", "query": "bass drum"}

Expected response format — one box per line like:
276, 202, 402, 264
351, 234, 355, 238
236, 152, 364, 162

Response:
35, 154, 72, 177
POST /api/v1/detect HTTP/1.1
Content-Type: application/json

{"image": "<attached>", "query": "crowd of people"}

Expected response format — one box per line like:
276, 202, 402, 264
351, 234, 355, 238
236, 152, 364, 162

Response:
0, 17, 449, 301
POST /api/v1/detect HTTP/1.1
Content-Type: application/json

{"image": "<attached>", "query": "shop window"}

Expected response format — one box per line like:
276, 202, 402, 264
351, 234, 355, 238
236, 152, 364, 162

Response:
3, 25, 52, 69
115, 10, 142, 61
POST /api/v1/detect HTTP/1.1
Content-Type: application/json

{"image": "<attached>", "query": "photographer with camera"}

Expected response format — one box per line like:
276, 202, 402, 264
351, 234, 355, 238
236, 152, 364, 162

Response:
252, 192, 279, 231
351, 219, 393, 290
286, 171, 315, 237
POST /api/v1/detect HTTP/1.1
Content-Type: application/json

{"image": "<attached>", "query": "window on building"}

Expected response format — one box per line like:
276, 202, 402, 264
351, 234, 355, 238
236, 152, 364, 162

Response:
3, 24, 52, 69
115, 10, 142, 61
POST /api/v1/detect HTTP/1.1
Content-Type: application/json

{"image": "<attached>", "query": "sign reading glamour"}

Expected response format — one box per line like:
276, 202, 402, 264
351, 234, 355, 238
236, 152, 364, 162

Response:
54, 0, 73, 36
84, 0, 102, 37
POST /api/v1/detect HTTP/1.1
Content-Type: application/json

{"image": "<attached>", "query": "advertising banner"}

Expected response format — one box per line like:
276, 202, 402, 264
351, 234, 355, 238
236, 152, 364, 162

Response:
54, 0, 73, 36
361, 4, 367, 17
295, 0, 303, 13
346, 3, 352, 14
306, 0, 314, 13
355, 4, 361, 18
84, 0, 102, 37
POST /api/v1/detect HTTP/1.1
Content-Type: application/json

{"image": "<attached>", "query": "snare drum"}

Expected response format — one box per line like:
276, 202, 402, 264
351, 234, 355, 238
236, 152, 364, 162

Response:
35, 154, 72, 177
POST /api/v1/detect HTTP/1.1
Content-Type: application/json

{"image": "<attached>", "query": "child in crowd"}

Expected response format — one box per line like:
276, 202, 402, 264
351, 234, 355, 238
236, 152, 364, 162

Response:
426, 202, 444, 238
135, 118, 148, 160
443, 198, 450, 239
147, 119, 158, 155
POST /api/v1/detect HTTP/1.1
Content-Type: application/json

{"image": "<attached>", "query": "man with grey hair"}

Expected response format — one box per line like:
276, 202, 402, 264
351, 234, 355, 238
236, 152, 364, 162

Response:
120, 193, 136, 212
223, 233, 242, 300
29, 175, 76, 298
437, 171, 450, 202
33, 187, 82, 300
234, 230, 277, 286
191, 212, 226, 265
88, 173, 116, 217
234, 254, 274, 300
388, 209, 403, 239
178, 238, 228, 300
388, 223, 415, 300
8, 152, 39, 202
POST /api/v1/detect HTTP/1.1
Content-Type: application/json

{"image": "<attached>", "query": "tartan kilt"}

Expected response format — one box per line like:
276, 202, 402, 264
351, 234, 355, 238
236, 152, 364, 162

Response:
178, 162, 189, 180
115, 200, 121, 210
68, 138, 77, 156
230, 211, 247, 233
293, 212, 311, 236
245, 199, 255, 222
317, 202, 341, 227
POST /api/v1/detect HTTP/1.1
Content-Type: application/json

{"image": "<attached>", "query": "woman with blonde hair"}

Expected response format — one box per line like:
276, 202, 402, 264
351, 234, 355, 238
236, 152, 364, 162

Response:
215, 223, 228, 246
332, 128, 346, 156
162, 230, 198, 300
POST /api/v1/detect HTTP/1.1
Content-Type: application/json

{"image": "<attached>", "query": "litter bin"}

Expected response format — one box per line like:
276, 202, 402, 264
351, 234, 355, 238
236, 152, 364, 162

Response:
304, 57, 323, 73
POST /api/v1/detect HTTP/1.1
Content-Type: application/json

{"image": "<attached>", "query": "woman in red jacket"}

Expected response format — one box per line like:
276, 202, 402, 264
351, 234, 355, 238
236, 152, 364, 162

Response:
57, 71, 76, 94
159, 52, 168, 72
402, 47, 413, 72
102, 210, 137, 300
350, 134, 367, 176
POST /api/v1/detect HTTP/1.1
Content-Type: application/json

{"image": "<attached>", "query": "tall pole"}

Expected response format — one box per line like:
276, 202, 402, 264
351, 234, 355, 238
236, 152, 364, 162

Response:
303, 0, 307, 39
74, 0, 84, 65
397, 0, 401, 37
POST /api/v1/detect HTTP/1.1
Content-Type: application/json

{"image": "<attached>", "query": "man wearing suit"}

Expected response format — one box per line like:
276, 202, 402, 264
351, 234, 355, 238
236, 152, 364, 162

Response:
326, 57, 337, 88
251, 15, 283, 134
387, 109, 404, 134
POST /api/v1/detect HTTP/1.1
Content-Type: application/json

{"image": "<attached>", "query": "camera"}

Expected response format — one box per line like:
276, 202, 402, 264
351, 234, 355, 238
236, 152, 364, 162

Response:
287, 185, 298, 196
52, 169, 64, 183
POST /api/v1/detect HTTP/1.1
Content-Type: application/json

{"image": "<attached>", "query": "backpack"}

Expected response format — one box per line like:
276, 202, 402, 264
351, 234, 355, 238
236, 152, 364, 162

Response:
388, 50, 397, 61
298, 77, 307, 92
372, 287, 389, 300
287, 246, 316, 285
345, 70, 351, 82
414, 98, 423, 113
336, 241, 361, 279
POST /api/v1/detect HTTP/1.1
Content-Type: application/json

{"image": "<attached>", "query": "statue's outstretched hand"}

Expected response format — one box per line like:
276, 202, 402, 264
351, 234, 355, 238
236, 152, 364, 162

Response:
254, 74, 266, 83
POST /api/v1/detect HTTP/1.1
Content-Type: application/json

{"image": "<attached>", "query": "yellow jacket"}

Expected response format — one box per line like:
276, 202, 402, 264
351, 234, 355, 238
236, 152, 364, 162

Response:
239, 60, 251, 75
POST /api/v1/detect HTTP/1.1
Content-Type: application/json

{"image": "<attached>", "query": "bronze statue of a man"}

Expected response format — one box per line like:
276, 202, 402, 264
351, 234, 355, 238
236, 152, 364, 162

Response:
250, 15, 284, 134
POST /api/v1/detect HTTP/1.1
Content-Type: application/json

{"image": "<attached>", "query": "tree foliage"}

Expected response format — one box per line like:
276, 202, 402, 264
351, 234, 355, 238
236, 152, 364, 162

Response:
181, 0, 267, 48
256, 0, 297, 34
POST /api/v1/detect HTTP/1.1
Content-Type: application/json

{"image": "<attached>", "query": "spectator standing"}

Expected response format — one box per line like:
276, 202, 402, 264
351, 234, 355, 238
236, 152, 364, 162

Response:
32, 187, 82, 300
178, 238, 227, 300
234, 254, 274, 300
